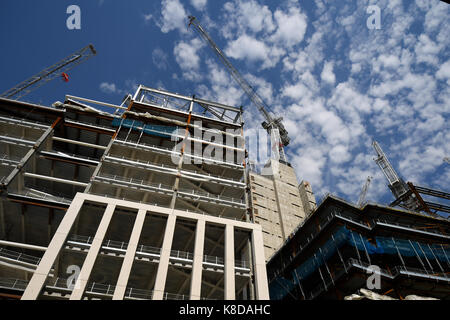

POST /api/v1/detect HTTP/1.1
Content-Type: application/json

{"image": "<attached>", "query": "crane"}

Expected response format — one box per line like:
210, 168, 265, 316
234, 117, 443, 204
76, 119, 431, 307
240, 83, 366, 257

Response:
188, 16, 290, 163
1, 44, 96, 101
372, 140, 421, 211
372, 140, 450, 217
357, 176, 372, 207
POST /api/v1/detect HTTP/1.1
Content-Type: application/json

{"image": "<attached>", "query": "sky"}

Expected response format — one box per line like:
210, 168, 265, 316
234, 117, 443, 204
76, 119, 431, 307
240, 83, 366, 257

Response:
0, 0, 448, 215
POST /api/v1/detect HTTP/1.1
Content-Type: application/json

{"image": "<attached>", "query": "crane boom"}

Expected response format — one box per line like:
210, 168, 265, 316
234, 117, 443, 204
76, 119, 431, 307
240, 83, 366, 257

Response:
188, 16, 290, 162
372, 140, 420, 211
357, 176, 372, 207
1, 44, 96, 101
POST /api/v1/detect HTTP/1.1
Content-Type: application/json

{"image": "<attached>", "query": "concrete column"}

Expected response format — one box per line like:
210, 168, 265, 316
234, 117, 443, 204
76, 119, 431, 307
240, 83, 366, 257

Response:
190, 219, 205, 300
152, 213, 176, 300
113, 208, 147, 300
251, 229, 269, 300
70, 203, 115, 300
224, 224, 235, 300
21, 193, 85, 300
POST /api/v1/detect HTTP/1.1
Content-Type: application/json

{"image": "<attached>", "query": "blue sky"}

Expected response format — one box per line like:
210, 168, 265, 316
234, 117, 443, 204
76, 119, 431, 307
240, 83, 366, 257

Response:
0, 0, 449, 214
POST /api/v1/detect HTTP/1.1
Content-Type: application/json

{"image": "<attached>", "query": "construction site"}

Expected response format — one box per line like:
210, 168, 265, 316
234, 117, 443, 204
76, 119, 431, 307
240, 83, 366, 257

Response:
0, 14, 449, 302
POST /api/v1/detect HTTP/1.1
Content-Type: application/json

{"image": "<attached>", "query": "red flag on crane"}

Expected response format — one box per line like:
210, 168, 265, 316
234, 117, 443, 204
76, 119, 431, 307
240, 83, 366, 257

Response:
61, 73, 69, 82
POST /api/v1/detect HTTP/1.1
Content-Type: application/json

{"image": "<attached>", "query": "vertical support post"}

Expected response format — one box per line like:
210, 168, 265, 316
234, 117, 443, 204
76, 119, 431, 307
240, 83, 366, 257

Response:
409, 240, 428, 274
70, 203, 115, 300
113, 208, 147, 300
391, 237, 406, 269
251, 228, 269, 300
224, 224, 235, 300
427, 244, 445, 276
21, 193, 84, 300
152, 213, 177, 300
190, 219, 205, 300
350, 232, 362, 265
359, 234, 371, 265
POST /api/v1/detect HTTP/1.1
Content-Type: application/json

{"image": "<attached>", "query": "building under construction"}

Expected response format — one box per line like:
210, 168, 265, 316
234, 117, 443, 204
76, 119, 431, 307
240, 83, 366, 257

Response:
248, 159, 316, 261
266, 195, 450, 300
0, 85, 269, 300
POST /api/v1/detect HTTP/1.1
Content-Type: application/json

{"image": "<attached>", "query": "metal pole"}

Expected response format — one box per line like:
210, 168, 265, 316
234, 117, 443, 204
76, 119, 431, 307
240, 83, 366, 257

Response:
408, 240, 428, 274
0, 240, 47, 251
391, 237, 406, 269
359, 234, 371, 265
331, 234, 347, 273
350, 232, 362, 265
427, 244, 445, 277
293, 269, 306, 300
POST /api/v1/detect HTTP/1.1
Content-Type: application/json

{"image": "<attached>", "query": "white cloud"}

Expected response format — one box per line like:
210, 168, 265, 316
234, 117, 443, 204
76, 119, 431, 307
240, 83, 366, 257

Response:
321, 61, 336, 84
159, 0, 188, 33
271, 6, 307, 47
221, 0, 275, 38
414, 34, 441, 66
152, 48, 169, 70
173, 38, 203, 81
224, 34, 284, 69
143, 13, 153, 23
329, 145, 351, 164
99, 82, 117, 94
190, 0, 207, 11
436, 60, 450, 80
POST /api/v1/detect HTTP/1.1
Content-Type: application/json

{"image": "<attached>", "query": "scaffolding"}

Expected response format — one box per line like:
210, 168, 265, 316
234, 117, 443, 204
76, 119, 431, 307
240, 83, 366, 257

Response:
267, 196, 450, 300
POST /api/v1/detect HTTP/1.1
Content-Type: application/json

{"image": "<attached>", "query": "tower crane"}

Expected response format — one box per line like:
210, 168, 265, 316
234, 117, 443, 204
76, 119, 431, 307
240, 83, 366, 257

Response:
372, 140, 450, 217
1, 44, 96, 101
357, 176, 372, 207
188, 16, 290, 163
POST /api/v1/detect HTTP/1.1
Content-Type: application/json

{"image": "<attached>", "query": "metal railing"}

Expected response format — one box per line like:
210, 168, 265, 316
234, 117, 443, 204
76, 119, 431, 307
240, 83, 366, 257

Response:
43, 149, 101, 163
95, 173, 245, 207
95, 173, 174, 192
87, 191, 247, 222
0, 133, 36, 145
114, 138, 244, 168
0, 278, 29, 291
65, 118, 116, 132
0, 115, 50, 130
105, 154, 244, 185
10, 187, 73, 205
0, 247, 42, 266
67, 235, 250, 270
0, 153, 23, 164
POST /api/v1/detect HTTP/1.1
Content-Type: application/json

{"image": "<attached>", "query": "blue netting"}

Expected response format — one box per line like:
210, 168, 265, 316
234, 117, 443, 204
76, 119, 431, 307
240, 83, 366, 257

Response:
269, 226, 450, 300
112, 118, 177, 139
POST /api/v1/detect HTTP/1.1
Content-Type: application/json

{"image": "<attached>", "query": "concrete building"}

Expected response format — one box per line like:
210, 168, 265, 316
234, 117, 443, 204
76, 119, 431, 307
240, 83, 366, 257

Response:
0, 85, 269, 300
248, 159, 316, 261
267, 195, 450, 300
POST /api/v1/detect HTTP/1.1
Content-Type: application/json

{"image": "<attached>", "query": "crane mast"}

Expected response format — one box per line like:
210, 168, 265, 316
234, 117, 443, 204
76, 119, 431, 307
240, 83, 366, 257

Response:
188, 16, 290, 162
357, 176, 372, 207
372, 141, 421, 211
1, 44, 96, 101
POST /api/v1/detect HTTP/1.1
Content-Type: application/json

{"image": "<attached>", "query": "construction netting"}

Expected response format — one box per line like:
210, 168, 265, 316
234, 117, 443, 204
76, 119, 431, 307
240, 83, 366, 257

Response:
269, 225, 450, 300
111, 118, 177, 139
